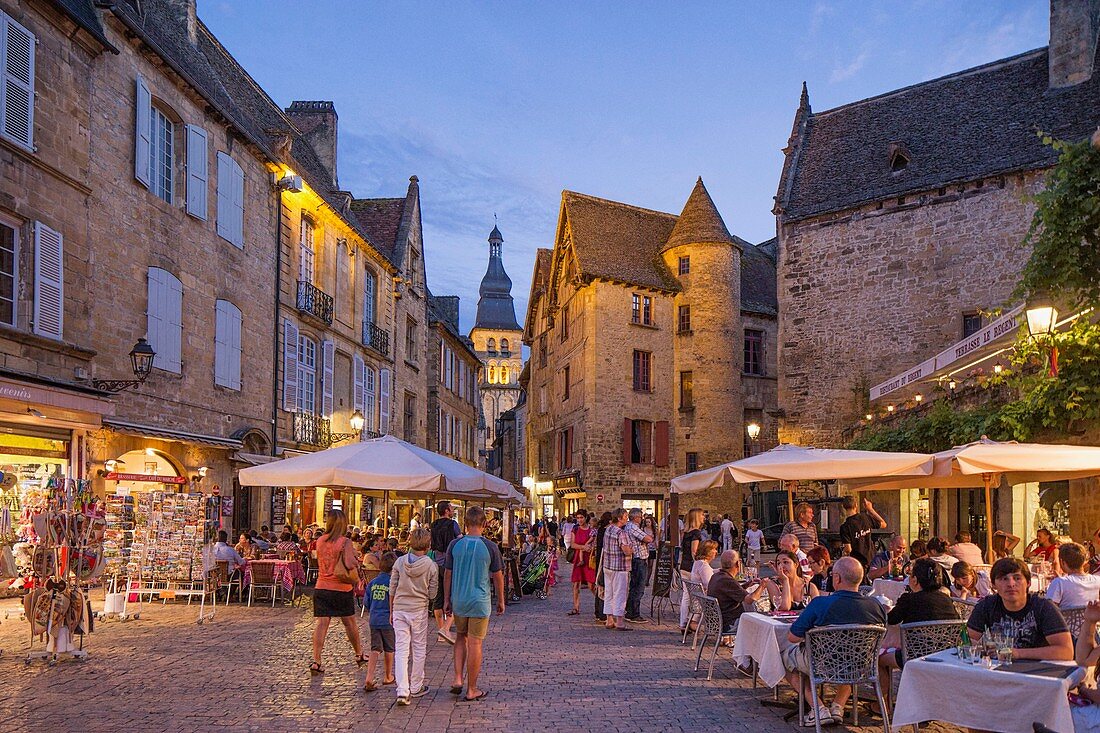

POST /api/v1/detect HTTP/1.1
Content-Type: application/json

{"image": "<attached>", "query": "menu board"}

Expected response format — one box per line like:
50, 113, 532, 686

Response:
651, 541, 675, 598
359, 497, 373, 525
271, 489, 287, 526
323, 491, 333, 518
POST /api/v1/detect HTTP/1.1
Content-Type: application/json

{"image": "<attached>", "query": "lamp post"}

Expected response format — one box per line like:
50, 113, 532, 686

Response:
329, 410, 365, 444
91, 338, 156, 393
1026, 293, 1060, 376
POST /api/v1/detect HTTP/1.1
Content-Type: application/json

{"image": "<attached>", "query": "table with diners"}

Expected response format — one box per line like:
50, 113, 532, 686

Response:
242, 559, 306, 594
730, 611, 798, 688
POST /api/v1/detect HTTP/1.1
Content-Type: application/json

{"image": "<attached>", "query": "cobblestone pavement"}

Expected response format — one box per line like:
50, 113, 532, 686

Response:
0, 568, 963, 733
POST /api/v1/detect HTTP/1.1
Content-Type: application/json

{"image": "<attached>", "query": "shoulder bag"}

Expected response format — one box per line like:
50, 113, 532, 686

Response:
331, 538, 360, 586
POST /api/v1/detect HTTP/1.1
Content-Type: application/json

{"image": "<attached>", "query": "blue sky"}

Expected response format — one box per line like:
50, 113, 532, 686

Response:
203, 1, 1049, 331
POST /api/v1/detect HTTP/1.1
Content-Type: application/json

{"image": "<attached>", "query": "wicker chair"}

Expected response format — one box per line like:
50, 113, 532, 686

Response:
952, 597, 978, 621
215, 560, 242, 606
800, 624, 889, 733
247, 562, 279, 607
694, 594, 735, 681
900, 619, 966, 662
359, 569, 380, 617
681, 581, 704, 646
1062, 605, 1087, 640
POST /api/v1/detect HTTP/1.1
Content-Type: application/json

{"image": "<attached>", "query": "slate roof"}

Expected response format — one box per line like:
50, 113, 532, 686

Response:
428, 294, 479, 361
52, 0, 115, 50
350, 198, 405, 265
778, 46, 1100, 222
665, 178, 738, 250
741, 239, 777, 316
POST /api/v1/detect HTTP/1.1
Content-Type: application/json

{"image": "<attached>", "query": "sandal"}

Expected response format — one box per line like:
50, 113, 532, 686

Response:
567, 609, 580, 616
450, 684, 464, 695
462, 690, 489, 702
309, 661, 324, 676
356, 654, 369, 668
382, 677, 396, 686
364, 681, 378, 692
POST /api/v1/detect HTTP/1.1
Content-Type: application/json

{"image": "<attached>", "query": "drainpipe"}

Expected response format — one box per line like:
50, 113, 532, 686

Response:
271, 183, 283, 458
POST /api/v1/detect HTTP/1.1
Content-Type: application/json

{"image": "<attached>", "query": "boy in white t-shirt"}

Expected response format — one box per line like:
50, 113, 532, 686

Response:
1045, 542, 1100, 608
745, 519, 764, 567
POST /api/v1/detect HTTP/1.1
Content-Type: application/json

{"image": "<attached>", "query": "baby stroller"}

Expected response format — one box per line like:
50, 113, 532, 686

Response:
519, 546, 552, 599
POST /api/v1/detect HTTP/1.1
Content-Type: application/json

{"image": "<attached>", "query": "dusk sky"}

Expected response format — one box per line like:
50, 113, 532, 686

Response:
203, 1, 1049, 331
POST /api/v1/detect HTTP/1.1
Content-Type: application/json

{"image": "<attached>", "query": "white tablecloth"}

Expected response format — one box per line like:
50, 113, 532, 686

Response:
870, 578, 908, 602
730, 612, 793, 688
893, 652, 1084, 732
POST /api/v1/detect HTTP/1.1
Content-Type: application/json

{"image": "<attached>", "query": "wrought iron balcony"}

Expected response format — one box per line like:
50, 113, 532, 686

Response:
296, 280, 334, 325
293, 412, 331, 447
361, 429, 383, 440
362, 321, 390, 357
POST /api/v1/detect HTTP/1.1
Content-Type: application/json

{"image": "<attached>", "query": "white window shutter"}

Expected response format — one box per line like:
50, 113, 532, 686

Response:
321, 339, 334, 418
231, 159, 244, 247
216, 153, 244, 248
282, 319, 299, 411
353, 353, 365, 415
364, 365, 376, 433
146, 267, 182, 373
214, 300, 241, 390
228, 306, 241, 390
185, 125, 208, 219
213, 300, 226, 386
134, 77, 151, 188
379, 368, 391, 434
1, 14, 35, 151
31, 222, 62, 340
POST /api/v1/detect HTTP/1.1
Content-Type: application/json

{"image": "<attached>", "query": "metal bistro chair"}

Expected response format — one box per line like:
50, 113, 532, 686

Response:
952, 597, 978, 621
247, 562, 279, 607
681, 580, 704, 646
800, 624, 889, 733
694, 594, 736, 681
1062, 605, 1087, 640
215, 561, 243, 606
900, 619, 966, 662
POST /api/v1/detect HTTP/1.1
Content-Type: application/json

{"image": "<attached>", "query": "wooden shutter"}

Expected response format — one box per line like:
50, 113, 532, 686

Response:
147, 267, 182, 373
654, 420, 670, 467
364, 366, 376, 432
379, 368, 391, 434
622, 417, 632, 466
1, 14, 35, 150
31, 222, 62, 340
134, 77, 151, 187
353, 353, 365, 414
217, 152, 244, 248
185, 125, 208, 219
282, 318, 299, 411
215, 300, 241, 390
321, 339, 335, 418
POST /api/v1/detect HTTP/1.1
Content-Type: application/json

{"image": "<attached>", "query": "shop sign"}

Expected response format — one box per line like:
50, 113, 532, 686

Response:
554, 472, 581, 490
105, 472, 186, 485
271, 489, 287, 525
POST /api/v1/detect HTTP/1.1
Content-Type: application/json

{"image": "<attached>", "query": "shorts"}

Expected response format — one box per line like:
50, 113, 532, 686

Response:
370, 627, 395, 653
782, 642, 811, 675
313, 588, 355, 618
430, 563, 445, 612
454, 614, 490, 640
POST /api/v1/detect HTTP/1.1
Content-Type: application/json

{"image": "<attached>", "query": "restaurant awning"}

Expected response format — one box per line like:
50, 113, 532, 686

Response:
103, 418, 243, 449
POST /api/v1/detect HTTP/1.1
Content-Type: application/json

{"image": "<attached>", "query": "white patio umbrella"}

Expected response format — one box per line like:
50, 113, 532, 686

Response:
671, 444, 934, 524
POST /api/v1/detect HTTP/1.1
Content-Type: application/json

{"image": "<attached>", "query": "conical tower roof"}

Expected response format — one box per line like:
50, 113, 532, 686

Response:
474, 225, 521, 331
663, 178, 737, 251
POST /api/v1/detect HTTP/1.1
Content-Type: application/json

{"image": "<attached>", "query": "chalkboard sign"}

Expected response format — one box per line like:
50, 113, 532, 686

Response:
323, 491, 333, 518
652, 541, 675, 598
271, 489, 287, 526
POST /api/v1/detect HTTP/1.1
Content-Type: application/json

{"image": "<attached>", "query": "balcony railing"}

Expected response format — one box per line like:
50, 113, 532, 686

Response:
293, 412, 331, 447
362, 321, 390, 357
296, 280, 334, 325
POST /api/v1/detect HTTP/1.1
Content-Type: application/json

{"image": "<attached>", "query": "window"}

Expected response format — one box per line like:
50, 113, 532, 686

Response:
557, 427, 573, 471
538, 386, 547, 414
403, 392, 416, 442
147, 267, 183, 373
686, 452, 698, 473
0, 220, 16, 326
680, 371, 693, 410
630, 420, 652, 463
149, 105, 174, 203
407, 249, 419, 286
297, 335, 317, 414
500, 338, 509, 354
487, 337, 496, 354
890, 150, 910, 172
0, 12, 35, 151
215, 152, 244, 247
405, 317, 417, 363
642, 296, 652, 325
487, 361, 497, 384
538, 335, 547, 367
632, 293, 640, 323
501, 365, 510, 384
562, 365, 570, 401
633, 350, 651, 392
363, 268, 377, 325
744, 329, 765, 376
678, 304, 691, 333
560, 302, 569, 341
538, 439, 550, 474
299, 218, 315, 284
678, 256, 690, 275
214, 300, 242, 390
364, 366, 377, 431
962, 313, 983, 338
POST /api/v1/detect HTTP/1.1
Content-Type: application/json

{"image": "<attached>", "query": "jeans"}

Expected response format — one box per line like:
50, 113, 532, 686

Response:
603, 569, 630, 618
626, 557, 647, 619
392, 609, 429, 696
679, 569, 693, 627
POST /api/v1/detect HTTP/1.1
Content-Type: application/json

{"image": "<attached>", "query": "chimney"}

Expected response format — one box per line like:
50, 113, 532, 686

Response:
433, 296, 461, 333
285, 101, 339, 188
1049, 0, 1100, 88
161, 0, 199, 46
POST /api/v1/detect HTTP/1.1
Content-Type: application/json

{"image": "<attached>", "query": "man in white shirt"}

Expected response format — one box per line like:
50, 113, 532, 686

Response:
213, 530, 246, 572
948, 531, 985, 565
720, 514, 734, 553
1045, 542, 1100, 607
745, 519, 764, 566
779, 533, 812, 577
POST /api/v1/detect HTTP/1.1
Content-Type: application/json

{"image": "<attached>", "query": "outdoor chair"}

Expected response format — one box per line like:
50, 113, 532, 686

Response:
1062, 605, 1086, 640
359, 569, 380, 617
215, 561, 242, 605
694, 594, 736, 681
952, 598, 977, 621
900, 619, 966, 662
799, 624, 889, 733
681, 580, 704, 646
248, 562, 279, 607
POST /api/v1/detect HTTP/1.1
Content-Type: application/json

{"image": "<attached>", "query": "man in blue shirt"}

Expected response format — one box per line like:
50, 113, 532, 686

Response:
782, 555, 887, 726
444, 506, 504, 702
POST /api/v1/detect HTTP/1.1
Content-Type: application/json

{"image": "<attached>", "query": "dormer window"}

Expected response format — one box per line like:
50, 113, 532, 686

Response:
888, 142, 910, 173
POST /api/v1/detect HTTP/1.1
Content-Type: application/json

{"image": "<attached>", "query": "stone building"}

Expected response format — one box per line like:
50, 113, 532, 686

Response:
468, 226, 523, 467
523, 180, 778, 520
774, 0, 1100, 542
427, 294, 480, 465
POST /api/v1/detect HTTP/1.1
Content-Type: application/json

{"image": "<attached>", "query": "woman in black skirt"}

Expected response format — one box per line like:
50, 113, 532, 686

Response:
310, 509, 365, 675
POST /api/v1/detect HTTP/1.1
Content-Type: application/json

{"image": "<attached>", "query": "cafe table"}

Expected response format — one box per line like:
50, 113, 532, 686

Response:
892, 651, 1084, 732
870, 577, 908, 602
243, 559, 306, 594
731, 611, 797, 688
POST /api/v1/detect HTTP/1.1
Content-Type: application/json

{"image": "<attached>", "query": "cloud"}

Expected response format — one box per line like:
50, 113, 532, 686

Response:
829, 50, 868, 83
809, 1, 834, 35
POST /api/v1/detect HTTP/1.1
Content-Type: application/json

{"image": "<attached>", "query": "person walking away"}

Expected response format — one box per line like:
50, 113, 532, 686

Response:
679, 508, 705, 633
601, 508, 633, 630
444, 506, 505, 702
569, 512, 596, 615
745, 519, 763, 567
783, 502, 819, 552
430, 500, 462, 645
561, 515, 575, 553
593, 511, 612, 623
624, 508, 653, 624
363, 552, 397, 691
720, 514, 734, 553
310, 509, 365, 675
389, 528, 437, 705
838, 496, 886, 570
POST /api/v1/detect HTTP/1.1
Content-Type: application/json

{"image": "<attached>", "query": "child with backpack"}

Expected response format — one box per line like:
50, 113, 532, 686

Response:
389, 528, 438, 705
363, 551, 397, 691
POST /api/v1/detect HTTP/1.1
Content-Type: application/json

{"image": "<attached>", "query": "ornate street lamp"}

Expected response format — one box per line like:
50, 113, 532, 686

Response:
92, 338, 156, 393
330, 410, 366, 444
1025, 293, 1060, 376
